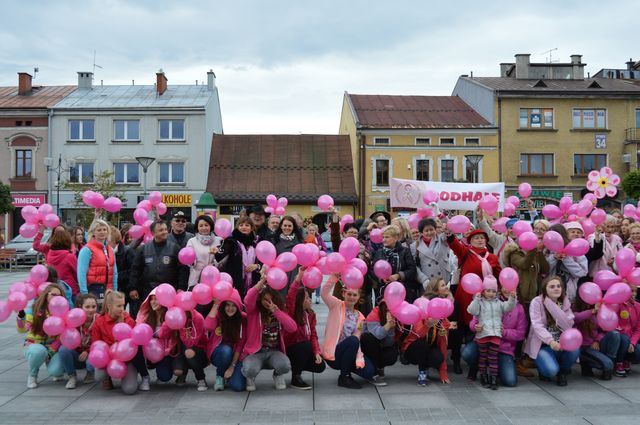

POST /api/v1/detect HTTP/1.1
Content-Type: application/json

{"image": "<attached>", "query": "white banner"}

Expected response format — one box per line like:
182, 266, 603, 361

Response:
390, 178, 505, 211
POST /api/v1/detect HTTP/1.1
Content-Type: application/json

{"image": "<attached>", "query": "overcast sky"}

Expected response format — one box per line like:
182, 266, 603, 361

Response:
1, 1, 638, 133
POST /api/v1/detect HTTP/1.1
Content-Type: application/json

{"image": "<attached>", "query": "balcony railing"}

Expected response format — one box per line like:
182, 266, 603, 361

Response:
626, 127, 640, 143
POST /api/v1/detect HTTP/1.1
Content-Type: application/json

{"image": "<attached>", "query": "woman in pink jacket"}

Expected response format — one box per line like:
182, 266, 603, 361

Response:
241, 276, 297, 391
321, 274, 376, 389
524, 276, 580, 386
616, 284, 640, 376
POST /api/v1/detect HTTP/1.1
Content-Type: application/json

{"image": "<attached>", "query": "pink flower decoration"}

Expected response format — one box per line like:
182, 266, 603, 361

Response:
586, 167, 620, 199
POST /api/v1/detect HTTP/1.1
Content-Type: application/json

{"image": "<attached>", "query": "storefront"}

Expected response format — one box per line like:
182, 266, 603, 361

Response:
9, 193, 47, 239
159, 193, 193, 222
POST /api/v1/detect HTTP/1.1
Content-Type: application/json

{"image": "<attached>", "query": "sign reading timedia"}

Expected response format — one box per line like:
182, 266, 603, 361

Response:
12, 194, 46, 207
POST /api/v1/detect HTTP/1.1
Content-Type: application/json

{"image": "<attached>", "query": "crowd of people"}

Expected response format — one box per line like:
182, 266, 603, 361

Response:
15, 200, 640, 396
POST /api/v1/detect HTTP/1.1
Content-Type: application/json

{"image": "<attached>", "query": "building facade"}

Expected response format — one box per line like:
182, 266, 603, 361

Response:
339, 94, 499, 218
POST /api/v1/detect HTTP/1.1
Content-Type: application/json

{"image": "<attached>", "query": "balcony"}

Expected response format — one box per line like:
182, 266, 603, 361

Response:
625, 128, 640, 143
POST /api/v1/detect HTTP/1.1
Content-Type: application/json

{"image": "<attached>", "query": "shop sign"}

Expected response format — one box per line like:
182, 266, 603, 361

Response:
162, 194, 192, 207
12, 194, 46, 207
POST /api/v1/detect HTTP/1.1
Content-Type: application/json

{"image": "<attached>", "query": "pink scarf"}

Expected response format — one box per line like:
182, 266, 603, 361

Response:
238, 242, 256, 291
469, 248, 493, 277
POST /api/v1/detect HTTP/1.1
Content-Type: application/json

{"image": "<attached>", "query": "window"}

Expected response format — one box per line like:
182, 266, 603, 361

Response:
25, 121, 32, 126
68, 120, 95, 141
465, 137, 480, 146
114, 120, 140, 141
373, 137, 390, 145
15, 150, 32, 177
415, 159, 430, 181
441, 159, 455, 182
519, 108, 553, 129
439, 137, 455, 145
114, 163, 140, 184
374, 159, 389, 187
465, 156, 483, 182
520, 154, 554, 176
574, 154, 607, 175
69, 162, 94, 183
159, 162, 185, 184
572, 109, 606, 129
415, 137, 431, 145
636, 109, 640, 128
159, 119, 185, 141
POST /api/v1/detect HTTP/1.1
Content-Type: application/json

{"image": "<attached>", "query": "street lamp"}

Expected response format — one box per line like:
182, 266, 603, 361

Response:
44, 154, 76, 217
135, 156, 155, 197
466, 155, 484, 224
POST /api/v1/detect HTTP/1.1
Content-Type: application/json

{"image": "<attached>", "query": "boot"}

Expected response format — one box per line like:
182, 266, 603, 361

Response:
601, 369, 613, 381
556, 373, 568, 387
480, 374, 489, 388
489, 375, 498, 390
467, 366, 478, 381
517, 361, 535, 377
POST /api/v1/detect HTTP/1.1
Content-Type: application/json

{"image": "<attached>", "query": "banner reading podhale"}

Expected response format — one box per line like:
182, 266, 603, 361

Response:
390, 178, 506, 211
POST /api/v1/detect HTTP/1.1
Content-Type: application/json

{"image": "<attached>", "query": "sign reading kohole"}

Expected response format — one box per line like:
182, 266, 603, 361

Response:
162, 194, 192, 207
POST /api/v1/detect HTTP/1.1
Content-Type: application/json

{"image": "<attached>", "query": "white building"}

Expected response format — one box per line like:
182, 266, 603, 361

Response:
50, 71, 223, 224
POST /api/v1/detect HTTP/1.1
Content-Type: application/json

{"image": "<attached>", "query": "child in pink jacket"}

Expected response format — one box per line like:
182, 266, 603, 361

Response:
616, 284, 640, 376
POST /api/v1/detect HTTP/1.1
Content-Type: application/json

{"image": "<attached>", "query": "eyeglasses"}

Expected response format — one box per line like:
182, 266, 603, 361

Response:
174, 219, 187, 223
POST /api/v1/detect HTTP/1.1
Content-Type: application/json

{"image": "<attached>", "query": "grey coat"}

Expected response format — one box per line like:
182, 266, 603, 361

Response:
467, 295, 516, 339
410, 233, 452, 287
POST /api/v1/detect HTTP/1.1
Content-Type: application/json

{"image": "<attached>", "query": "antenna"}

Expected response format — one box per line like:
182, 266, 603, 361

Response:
92, 50, 103, 74
540, 48, 558, 63
33, 67, 39, 79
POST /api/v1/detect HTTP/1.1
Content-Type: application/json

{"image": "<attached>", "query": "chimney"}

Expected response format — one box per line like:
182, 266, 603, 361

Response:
627, 58, 635, 71
207, 70, 216, 91
77, 72, 93, 89
18, 72, 33, 95
570, 54, 584, 79
514, 54, 530, 79
156, 70, 167, 95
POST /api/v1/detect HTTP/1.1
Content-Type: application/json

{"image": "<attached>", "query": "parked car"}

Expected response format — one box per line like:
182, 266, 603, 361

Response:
5, 231, 51, 264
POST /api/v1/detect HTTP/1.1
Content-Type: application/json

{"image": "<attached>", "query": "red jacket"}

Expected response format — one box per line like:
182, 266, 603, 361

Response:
284, 278, 321, 354
91, 312, 135, 346
46, 249, 79, 295
159, 310, 208, 351
33, 232, 51, 255
401, 317, 450, 382
86, 239, 115, 288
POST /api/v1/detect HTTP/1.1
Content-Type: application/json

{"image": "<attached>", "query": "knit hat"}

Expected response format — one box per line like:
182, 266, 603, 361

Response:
483, 276, 498, 291
563, 221, 584, 233
506, 218, 519, 229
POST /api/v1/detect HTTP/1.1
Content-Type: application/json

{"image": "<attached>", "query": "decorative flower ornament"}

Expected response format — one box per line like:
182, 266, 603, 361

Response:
586, 167, 620, 199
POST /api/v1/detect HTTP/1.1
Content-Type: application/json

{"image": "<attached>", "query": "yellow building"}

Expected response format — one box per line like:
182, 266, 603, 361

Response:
453, 54, 640, 209
339, 94, 499, 217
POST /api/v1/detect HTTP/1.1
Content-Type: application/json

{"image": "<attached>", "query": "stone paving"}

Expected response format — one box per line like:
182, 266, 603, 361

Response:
1, 269, 639, 424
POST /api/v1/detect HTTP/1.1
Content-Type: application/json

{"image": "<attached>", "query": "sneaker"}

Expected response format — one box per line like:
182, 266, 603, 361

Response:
623, 360, 632, 373
489, 375, 498, 390
83, 371, 95, 384
417, 370, 428, 387
376, 368, 385, 378
246, 377, 256, 392
214, 375, 224, 391
65, 375, 77, 389
614, 362, 627, 377
556, 373, 568, 387
338, 374, 361, 389
290, 375, 312, 390
102, 378, 114, 390
369, 374, 387, 387
139, 376, 151, 391
274, 374, 286, 390
175, 375, 186, 386
27, 375, 38, 389
196, 379, 208, 392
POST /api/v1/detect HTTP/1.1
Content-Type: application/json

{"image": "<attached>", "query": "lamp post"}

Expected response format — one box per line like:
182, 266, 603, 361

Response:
44, 154, 76, 217
135, 156, 155, 198
466, 155, 484, 224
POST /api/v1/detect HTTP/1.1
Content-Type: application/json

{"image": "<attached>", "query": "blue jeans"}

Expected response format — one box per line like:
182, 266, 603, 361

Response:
618, 335, 640, 363
580, 331, 620, 372
325, 336, 375, 379
148, 356, 175, 382
535, 345, 580, 378
211, 344, 246, 391
23, 344, 64, 378
57, 346, 95, 376
461, 341, 517, 387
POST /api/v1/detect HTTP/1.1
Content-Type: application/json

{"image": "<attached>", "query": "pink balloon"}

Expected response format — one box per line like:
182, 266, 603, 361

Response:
48, 296, 69, 317
0, 301, 11, 323
156, 202, 168, 216
43, 316, 65, 336
518, 183, 532, 198
394, 302, 422, 325
597, 304, 619, 331
275, 252, 298, 272
293, 243, 320, 267
211, 280, 233, 300
89, 193, 105, 209
37, 282, 50, 295
107, 359, 128, 379
518, 231, 538, 251
131, 323, 153, 346
30, 264, 49, 285
65, 308, 86, 328
542, 205, 563, 219
543, 231, 564, 252
511, 221, 532, 238
275, 206, 286, 216
133, 208, 149, 225
112, 323, 133, 341
114, 338, 138, 362
581, 218, 595, 237
559, 197, 573, 213
503, 203, 516, 217
19, 223, 38, 238
461, 273, 483, 295
214, 218, 232, 239
60, 328, 81, 349
103, 197, 123, 213
165, 307, 187, 330
21, 205, 39, 223
266, 267, 288, 290
43, 214, 60, 229
370, 228, 383, 244
317, 195, 334, 211
339, 237, 360, 261
576, 199, 593, 218
615, 248, 636, 278
137, 199, 153, 212
499, 267, 520, 292
423, 190, 439, 204
9, 282, 27, 294
342, 267, 364, 290
383, 281, 406, 310
623, 204, 636, 218
348, 258, 368, 276
192, 284, 213, 305
428, 297, 453, 320
417, 207, 433, 218
277, 197, 288, 208
302, 266, 324, 289
492, 217, 509, 233
326, 253, 347, 274
149, 191, 162, 206
405, 213, 419, 230
603, 282, 632, 305
266, 194, 278, 208
413, 297, 430, 319
219, 272, 233, 284
200, 265, 220, 285
175, 291, 197, 311
142, 338, 165, 363
178, 247, 196, 266
479, 195, 499, 216
627, 268, 640, 286
256, 241, 277, 266
155, 284, 176, 307
590, 208, 606, 225
507, 196, 521, 208
373, 260, 392, 280
128, 225, 144, 239
447, 215, 471, 234
578, 282, 602, 305
37, 204, 54, 220
315, 257, 331, 275
594, 270, 621, 291
23, 283, 37, 301
341, 214, 354, 225
88, 347, 110, 369
559, 328, 583, 351
564, 238, 590, 256
7, 292, 28, 312
91, 340, 109, 352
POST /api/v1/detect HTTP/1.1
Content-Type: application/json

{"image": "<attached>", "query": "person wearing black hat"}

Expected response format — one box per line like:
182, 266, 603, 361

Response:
168, 211, 194, 249
247, 204, 272, 241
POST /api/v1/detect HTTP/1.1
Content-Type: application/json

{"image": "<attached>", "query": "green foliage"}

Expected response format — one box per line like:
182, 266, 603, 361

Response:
621, 170, 640, 200
63, 171, 125, 228
0, 181, 14, 216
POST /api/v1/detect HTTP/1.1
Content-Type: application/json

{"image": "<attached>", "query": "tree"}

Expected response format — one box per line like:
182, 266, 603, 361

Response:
63, 171, 125, 228
621, 170, 640, 200
0, 181, 14, 216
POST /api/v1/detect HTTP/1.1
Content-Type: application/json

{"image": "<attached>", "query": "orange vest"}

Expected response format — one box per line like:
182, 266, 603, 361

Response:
86, 239, 115, 288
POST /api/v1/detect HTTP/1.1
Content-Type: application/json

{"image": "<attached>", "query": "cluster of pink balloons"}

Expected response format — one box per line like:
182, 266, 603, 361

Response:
255, 240, 306, 290
265, 194, 288, 215
539, 230, 590, 256
0, 265, 53, 323
623, 200, 640, 222
540, 194, 604, 236
19, 204, 59, 238
41, 296, 88, 349
82, 191, 123, 214
460, 268, 519, 295
383, 281, 453, 326
128, 192, 168, 243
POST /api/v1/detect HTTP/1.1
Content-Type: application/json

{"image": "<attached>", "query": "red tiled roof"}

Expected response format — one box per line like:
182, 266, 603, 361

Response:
0, 86, 76, 109
348, 94, 493, 129
207, 134, 357, 204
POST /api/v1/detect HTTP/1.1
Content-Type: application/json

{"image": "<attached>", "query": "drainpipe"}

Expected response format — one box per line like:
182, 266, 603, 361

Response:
497, 97, 503, 182
47, 108, 53, 207
358, 131, 366, 218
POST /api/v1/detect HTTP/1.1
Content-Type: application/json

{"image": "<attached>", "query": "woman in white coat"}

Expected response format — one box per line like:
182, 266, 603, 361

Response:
185, 215, 221, 289
410, 218, 452, 289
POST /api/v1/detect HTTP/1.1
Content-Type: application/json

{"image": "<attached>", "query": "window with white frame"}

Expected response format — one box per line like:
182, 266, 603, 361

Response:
572, 109, 607, 129
373, 137, 390, 145
440, 159, 455, 182
68, 120, 95, 141
159, 162, 185, 184
415, 137, 431, 145
464, 137, 480, 146
114, 120, 140, 141
69, 162, 94, 183
114, 163, 140, 184
158, 119, 185, 141
519, 108, 553, 129
439, 137, 455, 145
415, 159, 430, 181
374, 159, 390, 187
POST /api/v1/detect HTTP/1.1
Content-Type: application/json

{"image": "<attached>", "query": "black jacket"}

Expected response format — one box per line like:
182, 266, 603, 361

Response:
214, 229, 260, 299
130, 239, 188, 294
369, 242, 418, 301
168, 231, 194, 249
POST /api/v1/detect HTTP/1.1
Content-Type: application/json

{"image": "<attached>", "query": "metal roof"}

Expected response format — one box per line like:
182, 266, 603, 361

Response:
0, 86, 76, 109
461, 77, 640, 95
53, 85, 215, 109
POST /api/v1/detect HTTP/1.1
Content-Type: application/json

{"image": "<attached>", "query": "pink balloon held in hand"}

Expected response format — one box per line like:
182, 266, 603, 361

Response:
370, 228, 383, 244
317, 194, 334, 211
559, 329, 583, 351
373, 260, 392, 280
518, 182, 532, 198
178, 247, 196, 266
214, 218, 233, 239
